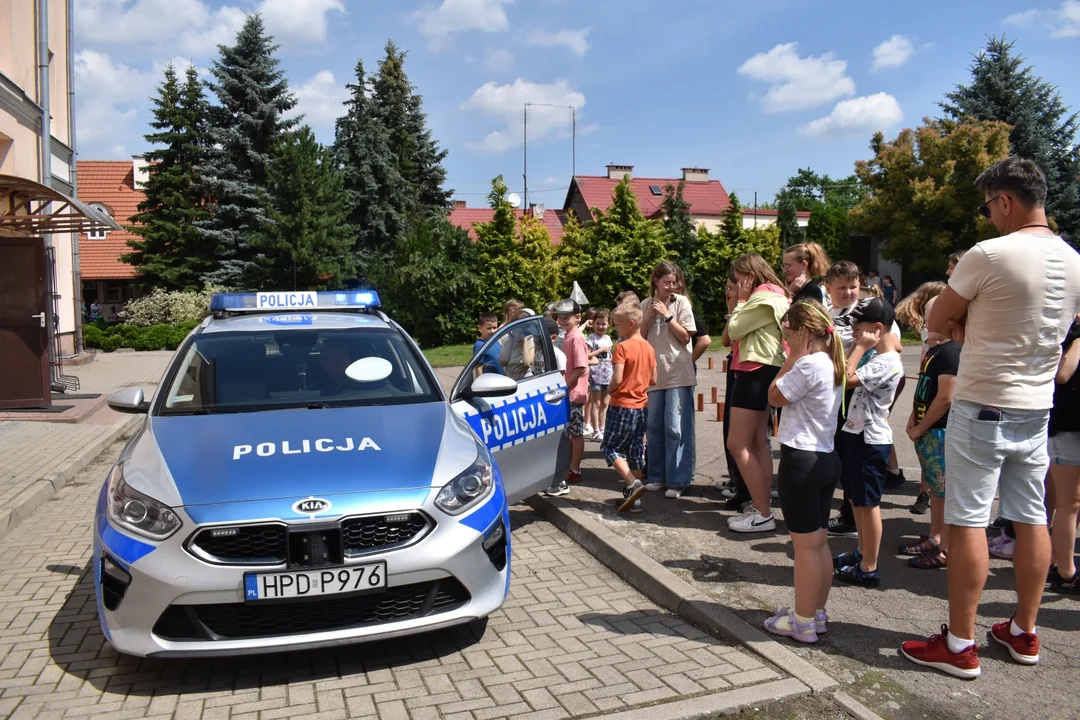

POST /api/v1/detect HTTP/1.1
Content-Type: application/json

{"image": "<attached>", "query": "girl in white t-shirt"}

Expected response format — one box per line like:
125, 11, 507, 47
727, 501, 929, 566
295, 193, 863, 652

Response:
763, 300, 845, 644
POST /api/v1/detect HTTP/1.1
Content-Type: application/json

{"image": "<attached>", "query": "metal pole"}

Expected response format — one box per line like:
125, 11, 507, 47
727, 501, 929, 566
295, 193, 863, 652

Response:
753, 191, 758, 228
523, 103, 528, 209
571, 106, 576, 178
67, 0, 83, 355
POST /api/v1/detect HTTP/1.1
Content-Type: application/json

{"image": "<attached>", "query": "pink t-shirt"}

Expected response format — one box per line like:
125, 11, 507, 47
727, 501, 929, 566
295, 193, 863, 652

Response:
562, 330, 590, 405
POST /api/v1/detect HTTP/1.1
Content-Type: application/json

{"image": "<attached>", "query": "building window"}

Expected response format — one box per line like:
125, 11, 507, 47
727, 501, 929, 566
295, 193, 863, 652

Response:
87, 203, 111, 240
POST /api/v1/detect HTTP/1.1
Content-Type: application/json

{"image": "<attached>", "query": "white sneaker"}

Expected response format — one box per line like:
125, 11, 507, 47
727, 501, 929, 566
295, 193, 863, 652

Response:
729, 508, 776, 533
714, 480, 731, 491
770, 489, 779, 499
583, 423, 594, 436
593, 429, 605, 442
727, 507, 754, 526
721, 487, 736, 499
664, 488, 684, 499
645, 483, 665, 492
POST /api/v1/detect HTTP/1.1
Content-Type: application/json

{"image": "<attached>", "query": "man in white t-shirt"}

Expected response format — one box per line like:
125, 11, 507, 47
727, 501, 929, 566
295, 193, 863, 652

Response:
901, 157, 1080, 679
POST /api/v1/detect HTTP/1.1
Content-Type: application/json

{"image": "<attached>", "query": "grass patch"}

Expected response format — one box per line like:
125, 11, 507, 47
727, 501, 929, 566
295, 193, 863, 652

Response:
901, 329, 921, 346
423, 343, 475, 368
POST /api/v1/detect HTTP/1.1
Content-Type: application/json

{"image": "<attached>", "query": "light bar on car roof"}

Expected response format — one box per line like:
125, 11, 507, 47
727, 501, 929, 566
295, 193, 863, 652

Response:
209, 290, 381, 312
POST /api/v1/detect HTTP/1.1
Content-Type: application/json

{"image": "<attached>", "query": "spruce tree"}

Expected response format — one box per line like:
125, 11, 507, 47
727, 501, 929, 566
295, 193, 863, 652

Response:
249, 128, 354, 291
776, 190, 804, 246
333, 59, 409, 280
661, 181, 696, 271
373, 40, 451, 215
125, 64, 211, 291
940, 36, 1080, 242
198, 14, 297, 288
720, 192, 744, 244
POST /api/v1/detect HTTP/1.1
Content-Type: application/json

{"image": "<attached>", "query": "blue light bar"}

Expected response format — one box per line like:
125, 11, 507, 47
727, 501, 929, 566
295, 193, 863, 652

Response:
210, 290, 381, 312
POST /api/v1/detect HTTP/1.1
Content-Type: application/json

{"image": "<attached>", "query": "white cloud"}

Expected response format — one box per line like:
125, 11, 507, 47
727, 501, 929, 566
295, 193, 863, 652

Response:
801, 92, 903, 138
461, 78, 585, 153
737, 43, 855, 112
74, 50, 156, 154
290, 70, 348, 127
260, 0, 345, 44
1004, 8, 1040, 25
525, 28, 590, 56
872, 35, 914, 70
1002, 2, 1080, 36
74, 0, 341, 55
408, 0, 514, 50
485, 49, 516, 73
1054, 0, 1080, 35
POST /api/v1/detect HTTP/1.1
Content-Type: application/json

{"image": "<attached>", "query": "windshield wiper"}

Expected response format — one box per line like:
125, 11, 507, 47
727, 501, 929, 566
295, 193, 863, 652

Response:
306, 402, 331, 409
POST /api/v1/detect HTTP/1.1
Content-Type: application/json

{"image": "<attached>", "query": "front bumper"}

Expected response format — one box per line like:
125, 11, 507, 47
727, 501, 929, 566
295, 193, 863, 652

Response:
93, 484, 510, 658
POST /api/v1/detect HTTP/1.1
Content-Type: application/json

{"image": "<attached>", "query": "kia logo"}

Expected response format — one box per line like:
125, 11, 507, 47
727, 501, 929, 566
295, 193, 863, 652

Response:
293, 497, 331, 515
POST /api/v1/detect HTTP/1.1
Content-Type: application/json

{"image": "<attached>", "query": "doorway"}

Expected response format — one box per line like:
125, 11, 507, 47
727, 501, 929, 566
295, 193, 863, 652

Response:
0, 236, 51, 408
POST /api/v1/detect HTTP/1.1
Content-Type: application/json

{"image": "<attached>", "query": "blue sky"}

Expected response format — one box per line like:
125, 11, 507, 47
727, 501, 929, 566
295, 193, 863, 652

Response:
74, 0, 1080, 208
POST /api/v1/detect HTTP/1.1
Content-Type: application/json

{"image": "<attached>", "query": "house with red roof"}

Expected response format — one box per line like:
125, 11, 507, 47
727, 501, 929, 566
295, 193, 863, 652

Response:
76, 158, 145, 318
447, 164, 810, 244
447, 201, 570, 244
566, 164, 810, 232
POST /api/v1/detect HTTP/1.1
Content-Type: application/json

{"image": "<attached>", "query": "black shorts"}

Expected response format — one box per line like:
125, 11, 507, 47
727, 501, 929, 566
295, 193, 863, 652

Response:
730, 364, 781, 411
778, 445, 840, 533
836, 431, 891, 507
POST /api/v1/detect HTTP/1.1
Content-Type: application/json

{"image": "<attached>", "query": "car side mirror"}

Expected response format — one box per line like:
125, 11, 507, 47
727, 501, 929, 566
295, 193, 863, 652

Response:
463, 373, 518, 399
108, 386, 150, 414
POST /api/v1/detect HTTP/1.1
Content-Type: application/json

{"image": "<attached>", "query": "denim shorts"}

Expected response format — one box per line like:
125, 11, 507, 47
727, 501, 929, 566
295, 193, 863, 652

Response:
1048, 431, 1080, 466
944, 400, 1050, 527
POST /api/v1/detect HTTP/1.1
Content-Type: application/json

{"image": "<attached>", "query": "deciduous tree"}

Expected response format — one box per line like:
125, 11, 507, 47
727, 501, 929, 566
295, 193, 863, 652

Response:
849, 118, 1012, 274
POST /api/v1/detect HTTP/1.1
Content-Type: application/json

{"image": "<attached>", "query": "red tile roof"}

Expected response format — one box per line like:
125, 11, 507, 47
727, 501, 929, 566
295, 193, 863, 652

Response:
448, 206, 569, 245
568, 175, 811, 219
76, 160, 141, 280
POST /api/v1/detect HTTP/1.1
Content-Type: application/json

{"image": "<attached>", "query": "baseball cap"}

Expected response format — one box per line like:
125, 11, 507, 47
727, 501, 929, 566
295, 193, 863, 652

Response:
554, 298, 581, 315
849, 298, 895, 328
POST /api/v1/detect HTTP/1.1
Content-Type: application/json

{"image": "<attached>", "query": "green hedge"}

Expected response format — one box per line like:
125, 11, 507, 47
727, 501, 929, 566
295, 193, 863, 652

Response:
85, 322, 199, 352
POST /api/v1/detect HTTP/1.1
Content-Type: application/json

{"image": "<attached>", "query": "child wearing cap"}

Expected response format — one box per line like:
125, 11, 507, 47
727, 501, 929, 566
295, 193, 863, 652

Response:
832, 298, 904, 587
553, 299, 589, 487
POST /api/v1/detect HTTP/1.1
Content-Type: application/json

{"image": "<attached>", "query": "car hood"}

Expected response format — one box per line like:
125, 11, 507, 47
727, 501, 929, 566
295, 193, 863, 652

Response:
144, 402, 475, 507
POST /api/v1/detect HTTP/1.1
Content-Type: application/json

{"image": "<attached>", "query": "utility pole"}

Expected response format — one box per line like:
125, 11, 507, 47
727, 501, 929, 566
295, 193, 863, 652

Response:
523, 102, 577, 209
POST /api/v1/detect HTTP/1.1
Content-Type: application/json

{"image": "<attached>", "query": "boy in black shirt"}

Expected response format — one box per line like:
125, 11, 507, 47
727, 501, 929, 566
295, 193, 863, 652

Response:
900, 333, 961, 569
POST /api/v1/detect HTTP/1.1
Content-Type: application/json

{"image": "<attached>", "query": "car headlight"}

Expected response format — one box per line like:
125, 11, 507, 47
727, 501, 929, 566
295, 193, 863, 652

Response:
434, 451, 494, 516
106, 464, 182, 541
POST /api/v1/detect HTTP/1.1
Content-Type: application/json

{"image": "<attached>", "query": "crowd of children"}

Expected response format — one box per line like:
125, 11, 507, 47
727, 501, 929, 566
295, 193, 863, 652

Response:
468, 245, 1077, 642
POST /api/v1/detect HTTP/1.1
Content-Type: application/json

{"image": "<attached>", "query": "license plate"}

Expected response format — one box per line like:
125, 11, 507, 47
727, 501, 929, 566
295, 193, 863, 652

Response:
243, 562, 386, 601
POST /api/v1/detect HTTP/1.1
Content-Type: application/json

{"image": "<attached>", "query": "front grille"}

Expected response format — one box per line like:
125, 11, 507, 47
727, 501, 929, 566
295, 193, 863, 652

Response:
188, 524, 287, 565
152, 578, 471, 641
341, 512, 431, 557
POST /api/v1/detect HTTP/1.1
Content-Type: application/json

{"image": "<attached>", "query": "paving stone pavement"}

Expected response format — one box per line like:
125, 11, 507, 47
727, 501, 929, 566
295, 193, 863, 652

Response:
0, 440, 800, 720
0, 353, 174, 541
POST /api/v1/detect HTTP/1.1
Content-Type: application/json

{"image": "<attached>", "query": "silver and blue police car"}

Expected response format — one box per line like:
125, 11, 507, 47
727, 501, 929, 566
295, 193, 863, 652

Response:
95, 290, 569, 657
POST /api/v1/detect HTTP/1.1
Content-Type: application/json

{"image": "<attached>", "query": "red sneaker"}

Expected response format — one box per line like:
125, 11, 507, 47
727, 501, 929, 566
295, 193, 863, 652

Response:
568, 469, 582, 483
990, 616, 1040, 665
900, 625, 981, 679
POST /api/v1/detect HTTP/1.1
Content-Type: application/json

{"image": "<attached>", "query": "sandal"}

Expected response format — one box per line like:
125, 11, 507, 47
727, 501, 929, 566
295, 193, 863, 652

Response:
909, 549, 947, 569
898, 536, 938, 556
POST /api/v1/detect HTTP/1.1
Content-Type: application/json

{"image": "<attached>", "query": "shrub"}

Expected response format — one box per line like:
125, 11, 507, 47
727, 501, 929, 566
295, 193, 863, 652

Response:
121, 284, 222, 327
84, 322, 199, 352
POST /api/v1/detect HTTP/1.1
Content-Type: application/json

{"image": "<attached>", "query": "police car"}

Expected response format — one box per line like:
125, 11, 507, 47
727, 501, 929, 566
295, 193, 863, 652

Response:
95, 290, 569, 657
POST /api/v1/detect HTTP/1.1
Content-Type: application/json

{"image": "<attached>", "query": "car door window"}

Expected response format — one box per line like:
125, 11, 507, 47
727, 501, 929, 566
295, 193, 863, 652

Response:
454, 318, 555, 398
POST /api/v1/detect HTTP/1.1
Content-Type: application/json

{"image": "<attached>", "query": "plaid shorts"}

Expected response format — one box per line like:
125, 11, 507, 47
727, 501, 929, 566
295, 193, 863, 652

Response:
601, 406, 648, 470
568, 403, 585, 437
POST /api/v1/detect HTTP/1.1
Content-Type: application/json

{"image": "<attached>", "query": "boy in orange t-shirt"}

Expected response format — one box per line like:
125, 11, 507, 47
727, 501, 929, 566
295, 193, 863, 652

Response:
602, 303, 658, 513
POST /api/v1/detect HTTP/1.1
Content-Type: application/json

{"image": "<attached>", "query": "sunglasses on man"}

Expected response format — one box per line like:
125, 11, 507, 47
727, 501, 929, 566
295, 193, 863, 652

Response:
979, 195, 1002, 218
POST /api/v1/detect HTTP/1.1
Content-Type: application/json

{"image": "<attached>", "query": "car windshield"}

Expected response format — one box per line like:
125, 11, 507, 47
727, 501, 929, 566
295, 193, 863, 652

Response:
158, 327, 437, 415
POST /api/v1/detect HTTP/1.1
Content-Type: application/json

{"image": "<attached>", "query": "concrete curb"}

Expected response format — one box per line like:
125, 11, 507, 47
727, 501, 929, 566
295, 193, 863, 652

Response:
832, 690, 888, 720
0, 415, 141, 541
526, 495, 839, 696
598, 678, 809, 720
